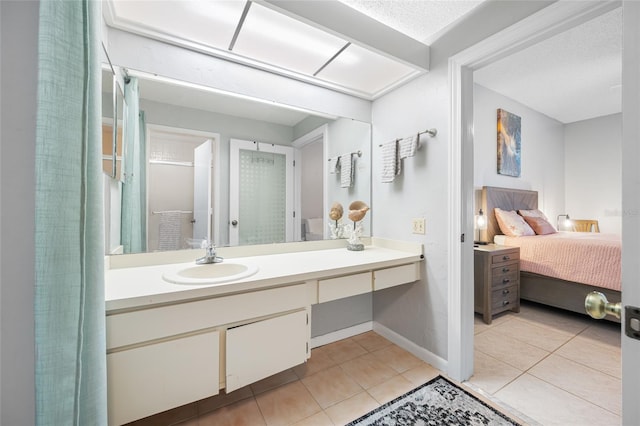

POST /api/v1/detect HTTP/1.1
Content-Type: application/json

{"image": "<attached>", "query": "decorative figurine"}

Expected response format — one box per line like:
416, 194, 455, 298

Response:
347, 200, 369, 251
328, 202, 344, 239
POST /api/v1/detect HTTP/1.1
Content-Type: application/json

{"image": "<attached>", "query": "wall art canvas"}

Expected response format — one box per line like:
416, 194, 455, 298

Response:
497, 108, 521, 177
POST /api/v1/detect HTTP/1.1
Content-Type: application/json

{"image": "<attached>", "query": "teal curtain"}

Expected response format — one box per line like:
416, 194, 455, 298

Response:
34, 0, 107, 425
121, 77, 147, 253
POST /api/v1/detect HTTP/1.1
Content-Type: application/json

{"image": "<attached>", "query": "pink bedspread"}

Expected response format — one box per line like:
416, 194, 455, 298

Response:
499, 232, 621, 291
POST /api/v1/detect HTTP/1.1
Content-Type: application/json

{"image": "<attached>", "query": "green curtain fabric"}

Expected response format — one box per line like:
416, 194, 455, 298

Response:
120, 77, 147, 253
34, 0, 107, 425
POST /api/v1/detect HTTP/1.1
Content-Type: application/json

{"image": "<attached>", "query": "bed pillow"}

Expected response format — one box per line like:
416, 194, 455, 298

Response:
518, 209, 557, 234
494, 208, 535, 237
522, 215, 556, 235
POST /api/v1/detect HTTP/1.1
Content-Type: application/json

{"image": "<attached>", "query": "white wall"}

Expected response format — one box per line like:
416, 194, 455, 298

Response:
0, 2, 37, 424
473, 84, 565, 223
565, 113, 622, 234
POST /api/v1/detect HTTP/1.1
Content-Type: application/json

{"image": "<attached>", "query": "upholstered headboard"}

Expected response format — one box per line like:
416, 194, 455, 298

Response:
481, 186, 538, 243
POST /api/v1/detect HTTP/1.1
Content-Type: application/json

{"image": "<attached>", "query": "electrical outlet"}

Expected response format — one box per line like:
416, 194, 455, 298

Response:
412, 218, 425, 234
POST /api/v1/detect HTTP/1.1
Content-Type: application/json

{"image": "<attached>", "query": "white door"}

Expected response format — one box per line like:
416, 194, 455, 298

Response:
621, 3, 640, 423
229, 139, 294, 246
193, 139, 212, 242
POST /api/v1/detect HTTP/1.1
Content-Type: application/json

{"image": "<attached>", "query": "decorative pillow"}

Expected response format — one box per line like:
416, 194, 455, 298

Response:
494, 208, 535, 237
518, 209, 550, 221
522, 215, 556, 235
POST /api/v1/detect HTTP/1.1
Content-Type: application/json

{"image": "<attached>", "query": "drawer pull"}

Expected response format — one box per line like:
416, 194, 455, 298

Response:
502, 289, 510, 295
502, 278, 510, 284
502, 267, 510, 273
502, 255, 510, 261
502, 300, 510, 306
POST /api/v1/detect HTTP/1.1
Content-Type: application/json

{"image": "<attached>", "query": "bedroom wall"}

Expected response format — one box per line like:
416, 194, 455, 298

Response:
564, 113, 622, 234
473, 84, 565, 225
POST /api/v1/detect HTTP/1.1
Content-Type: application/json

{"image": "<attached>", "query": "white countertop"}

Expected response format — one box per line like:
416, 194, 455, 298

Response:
105, 239, 423, 313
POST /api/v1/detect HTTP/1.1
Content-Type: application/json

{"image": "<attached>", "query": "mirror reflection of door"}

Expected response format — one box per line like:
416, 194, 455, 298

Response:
229, 139, 294, 246
193, 139, 213, 243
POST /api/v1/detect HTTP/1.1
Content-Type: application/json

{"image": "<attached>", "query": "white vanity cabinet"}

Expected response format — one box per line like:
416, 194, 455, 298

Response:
106, 283, 310, 425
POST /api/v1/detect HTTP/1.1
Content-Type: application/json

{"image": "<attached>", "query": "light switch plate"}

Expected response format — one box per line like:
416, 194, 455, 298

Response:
412, 218, 425, 234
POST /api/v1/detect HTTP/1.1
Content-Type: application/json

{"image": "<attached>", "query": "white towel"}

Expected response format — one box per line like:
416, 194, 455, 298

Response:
398, 133, 419, 159
381, 140, 400, 183
328, 156, 340, 174
158, 211, 182, 250
340, 153, 354, 188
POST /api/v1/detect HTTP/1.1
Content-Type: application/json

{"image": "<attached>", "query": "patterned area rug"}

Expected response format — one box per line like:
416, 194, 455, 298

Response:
347, 375, 521, 426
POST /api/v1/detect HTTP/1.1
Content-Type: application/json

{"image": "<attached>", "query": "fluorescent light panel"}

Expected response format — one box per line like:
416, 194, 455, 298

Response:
231, 2, 349, 75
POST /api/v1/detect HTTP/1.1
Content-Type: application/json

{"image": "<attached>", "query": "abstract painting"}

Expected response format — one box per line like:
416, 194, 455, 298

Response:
497, 108, 521, 177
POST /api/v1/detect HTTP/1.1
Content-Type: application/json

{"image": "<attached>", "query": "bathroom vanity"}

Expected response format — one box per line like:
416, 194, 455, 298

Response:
105, 238, 423, 425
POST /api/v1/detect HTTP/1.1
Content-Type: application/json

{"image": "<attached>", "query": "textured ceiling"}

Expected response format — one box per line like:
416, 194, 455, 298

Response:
474, 7, 622, 124
338, 0, 485, 43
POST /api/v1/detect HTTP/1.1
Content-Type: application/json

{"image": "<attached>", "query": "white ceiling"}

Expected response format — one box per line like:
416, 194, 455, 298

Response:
474, 6, 622, 124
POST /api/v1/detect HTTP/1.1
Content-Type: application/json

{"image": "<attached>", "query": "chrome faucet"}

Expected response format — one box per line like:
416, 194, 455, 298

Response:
196, 242, 224, 264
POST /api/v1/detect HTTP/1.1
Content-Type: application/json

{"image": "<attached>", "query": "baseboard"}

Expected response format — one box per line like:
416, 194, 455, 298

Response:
310, 321, 373, 348
373, 322, 448, 373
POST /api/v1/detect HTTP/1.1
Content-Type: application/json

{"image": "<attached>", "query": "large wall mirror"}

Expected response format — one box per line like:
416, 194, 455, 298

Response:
102, 67, 372, 255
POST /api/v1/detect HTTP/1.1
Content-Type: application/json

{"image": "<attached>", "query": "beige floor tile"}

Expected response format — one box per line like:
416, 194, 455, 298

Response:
251, 368, 299, 395
197, 397, 267, 426
474, 328, 550, 371
555, 335, 621, 378
293, 348, 337, 379
128, 402, 197, 425
495, 373, 620, 426
517, 302, 590, 335
175, 418, 199, 426
197, 386, 254, 415
340, 353, 397, 389
351, 331, 393, 352
493, 317, 574, 352
579, 321, 622, 349
529, 354, 621, 415
292, 411, 335, 426
324, 391, 379, 425
371, 344, 423, 373
322, 338, 368, 364
401, 363, 440, 386
366, 374, 416, 405
254, 381, 322, 426
301, 365, 363, 409
468, 350, 523, 395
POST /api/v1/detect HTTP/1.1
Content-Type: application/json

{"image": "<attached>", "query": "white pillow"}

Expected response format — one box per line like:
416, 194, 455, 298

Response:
494, 208, 535, 237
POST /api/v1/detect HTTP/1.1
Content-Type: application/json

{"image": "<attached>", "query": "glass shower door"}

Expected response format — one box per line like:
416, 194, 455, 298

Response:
229, 139, 294, 246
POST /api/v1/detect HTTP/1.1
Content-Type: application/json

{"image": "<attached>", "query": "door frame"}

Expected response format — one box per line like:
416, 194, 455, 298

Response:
447, 1, 621, 381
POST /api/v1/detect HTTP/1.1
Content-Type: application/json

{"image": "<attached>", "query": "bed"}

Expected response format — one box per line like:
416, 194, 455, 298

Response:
480, 186, 621, 320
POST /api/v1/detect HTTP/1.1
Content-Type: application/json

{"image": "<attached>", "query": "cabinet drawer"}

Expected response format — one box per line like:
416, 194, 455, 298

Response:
492, 263, 518, 276
491, 251, 519, 264
107, 330, 219, 426
318, 272, 372, 303
490, 270, 519, 288
226, 310, 308, 392
491, 285, 518, 311
373, 263, 420, 291
107, 284, 307, 350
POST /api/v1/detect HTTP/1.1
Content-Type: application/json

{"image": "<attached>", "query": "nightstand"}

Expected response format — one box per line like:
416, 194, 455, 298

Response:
474, 245, 520, 324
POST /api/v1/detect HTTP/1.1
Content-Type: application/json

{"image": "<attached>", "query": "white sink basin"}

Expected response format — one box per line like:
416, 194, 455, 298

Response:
163, 262, 259, 285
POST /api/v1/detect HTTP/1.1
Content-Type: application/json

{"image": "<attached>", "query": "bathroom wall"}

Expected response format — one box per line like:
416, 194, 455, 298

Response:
371, 1, 553, 363
1, 2, 37, 423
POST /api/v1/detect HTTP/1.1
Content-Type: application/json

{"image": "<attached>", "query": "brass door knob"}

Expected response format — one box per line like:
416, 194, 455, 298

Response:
585, 291, 621, 319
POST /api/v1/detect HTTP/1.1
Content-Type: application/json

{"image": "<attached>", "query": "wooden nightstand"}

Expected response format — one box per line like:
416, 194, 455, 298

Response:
474, 245, 520, 324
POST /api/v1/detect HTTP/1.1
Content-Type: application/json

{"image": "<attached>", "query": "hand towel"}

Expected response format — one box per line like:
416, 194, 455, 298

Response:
340, 153, 354, 188
381, 140, 400, 183
158, 211, 183, 250
398, 133, 419, 159
328, 156, 340, 174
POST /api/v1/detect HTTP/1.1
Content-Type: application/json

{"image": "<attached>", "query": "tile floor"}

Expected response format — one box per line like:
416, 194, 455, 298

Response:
470, 301, 621, 426
129, 301, 622, 426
